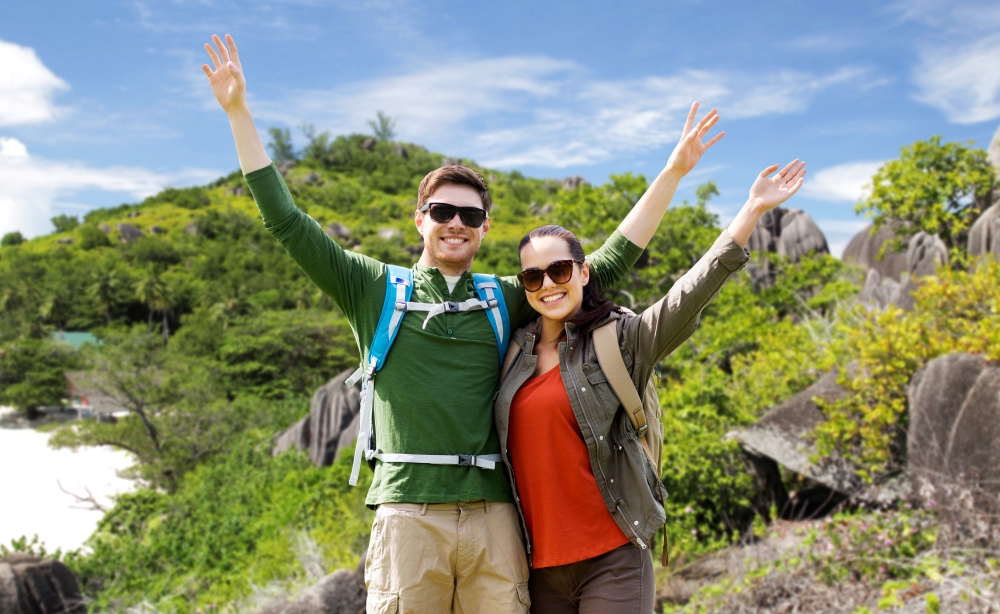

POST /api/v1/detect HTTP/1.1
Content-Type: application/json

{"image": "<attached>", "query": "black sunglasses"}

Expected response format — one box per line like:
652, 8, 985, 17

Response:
517, 259, 582, 292
418, 202, 488, 228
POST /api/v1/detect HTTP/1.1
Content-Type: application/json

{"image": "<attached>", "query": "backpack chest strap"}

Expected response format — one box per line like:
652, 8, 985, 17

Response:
401, 297, 499, 329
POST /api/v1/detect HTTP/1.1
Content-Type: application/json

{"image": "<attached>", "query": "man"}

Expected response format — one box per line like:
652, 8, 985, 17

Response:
202, 33, 723, 614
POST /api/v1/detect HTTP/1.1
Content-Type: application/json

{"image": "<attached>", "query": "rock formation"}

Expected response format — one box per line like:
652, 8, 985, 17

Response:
857, 269, 917, 312
987, 122, 1000, 176
116, 223, 144, 244
907, 353, 1000, 509
277, 160, 297, 177
843, 225, 948, 283
968, 202, 1000, 257
727, 371, 857, 510
272, 369, 361, 468
744, 207, 829, 289
0, 554, 87, 614
561, 175, 589, 190
325, 222, 351, 241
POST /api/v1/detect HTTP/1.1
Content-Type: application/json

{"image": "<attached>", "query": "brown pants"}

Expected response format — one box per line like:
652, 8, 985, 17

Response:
365, 501, 531, 614
529, 543, 655, 614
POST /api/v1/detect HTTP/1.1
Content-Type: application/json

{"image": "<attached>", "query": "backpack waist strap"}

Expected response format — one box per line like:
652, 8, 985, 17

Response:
371, 452, 502, 470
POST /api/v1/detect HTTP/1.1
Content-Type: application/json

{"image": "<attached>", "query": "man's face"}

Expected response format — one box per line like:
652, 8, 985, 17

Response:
414, 184, 490, 271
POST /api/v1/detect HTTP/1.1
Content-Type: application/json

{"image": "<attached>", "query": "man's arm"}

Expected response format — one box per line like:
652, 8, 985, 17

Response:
203, 34, 383, 318
202, 34, 272, 174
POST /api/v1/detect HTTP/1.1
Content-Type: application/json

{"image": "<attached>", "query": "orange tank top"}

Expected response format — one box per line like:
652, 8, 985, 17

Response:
507, 365, 629, 568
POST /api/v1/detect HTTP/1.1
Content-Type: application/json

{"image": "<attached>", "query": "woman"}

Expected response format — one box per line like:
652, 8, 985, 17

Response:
494, 160, 806, 613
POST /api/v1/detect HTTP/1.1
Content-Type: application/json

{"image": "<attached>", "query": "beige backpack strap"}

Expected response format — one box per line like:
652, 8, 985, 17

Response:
592, 321, 655, 466
500, 340, 521, 383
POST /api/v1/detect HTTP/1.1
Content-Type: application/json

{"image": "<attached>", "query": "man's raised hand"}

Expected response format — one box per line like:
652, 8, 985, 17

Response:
202, 34, 246, 114
748, 159, 807, 211
664, 102, 725, 177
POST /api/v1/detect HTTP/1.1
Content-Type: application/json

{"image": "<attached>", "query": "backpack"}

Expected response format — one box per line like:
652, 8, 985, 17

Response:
346, 264, 511, 487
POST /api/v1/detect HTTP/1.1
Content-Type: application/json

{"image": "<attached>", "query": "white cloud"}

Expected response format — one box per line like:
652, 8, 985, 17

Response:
0, 38, 69, 126
801, 160, 885, 203
913, 35, 1000, 124
0, 137, 215, 239
256, 58, 865, 169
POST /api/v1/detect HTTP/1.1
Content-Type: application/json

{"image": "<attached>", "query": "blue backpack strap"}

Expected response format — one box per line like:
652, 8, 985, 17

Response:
349, 264, 413, 486
472, 273, 510, 366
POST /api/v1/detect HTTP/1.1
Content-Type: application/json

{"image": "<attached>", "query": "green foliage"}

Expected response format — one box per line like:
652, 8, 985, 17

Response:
0, 337, 79, 414
2, 231, 25, 247
79, 224, 112, 250
805, 506, 938, 585
857, 136, 996, 261
66, 439, 374, 612
814, 259, 1000, 479
141, 186, 211, 210
368, 111, 396, 142
51, 214, 80, 233
50, 327, 301, 491
267, 126, 297, 162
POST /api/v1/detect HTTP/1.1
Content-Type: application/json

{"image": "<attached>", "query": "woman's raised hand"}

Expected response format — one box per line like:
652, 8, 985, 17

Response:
748, 160, 807, 211
202, 34, 246, 114
664, 102, 725, 177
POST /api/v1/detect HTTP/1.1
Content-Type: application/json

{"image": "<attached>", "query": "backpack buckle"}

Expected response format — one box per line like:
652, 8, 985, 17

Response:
395, 301, 407, 311
444, 301, 460, 313
637, 424, 648, 438
486, 298, 498, 308
457, 454, 473, 466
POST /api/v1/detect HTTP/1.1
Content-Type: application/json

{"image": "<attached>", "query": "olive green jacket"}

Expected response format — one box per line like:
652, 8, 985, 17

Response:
493, 230, 750, 563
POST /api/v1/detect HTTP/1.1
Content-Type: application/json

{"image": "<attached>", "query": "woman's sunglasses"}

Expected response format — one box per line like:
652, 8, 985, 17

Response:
517, 259, 582, 292
418, 202, 488, 228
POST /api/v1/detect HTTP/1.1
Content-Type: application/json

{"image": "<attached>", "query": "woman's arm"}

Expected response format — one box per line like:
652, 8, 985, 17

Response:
616, 102, 724, 249
626, 160, 807, 365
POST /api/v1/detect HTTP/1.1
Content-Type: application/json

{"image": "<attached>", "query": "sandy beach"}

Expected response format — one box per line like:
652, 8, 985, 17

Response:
0, 406, 133, 553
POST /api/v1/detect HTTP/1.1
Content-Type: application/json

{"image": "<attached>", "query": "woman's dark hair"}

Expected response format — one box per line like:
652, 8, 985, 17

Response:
519, 225, 620, 348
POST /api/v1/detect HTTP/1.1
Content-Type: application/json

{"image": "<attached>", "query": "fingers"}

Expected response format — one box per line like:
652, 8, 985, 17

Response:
697, 113, 720, 139
786, 173, 806, 196
693, 108, 718, 138
704, 131, 725, 148
213, 34, 231, 63
777, 158, 799, 178
201, 64, 214, 78
228, 61, 245, 87
760, 164, 780, 177
204, 41, 223, 69
683, 101, 699, 135
785, 161, 807, 185
226, 34, 240, 65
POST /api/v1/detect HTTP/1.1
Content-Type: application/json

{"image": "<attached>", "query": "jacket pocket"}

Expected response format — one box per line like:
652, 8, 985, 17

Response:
582, 363, 621, 422
367, 590, 399, 614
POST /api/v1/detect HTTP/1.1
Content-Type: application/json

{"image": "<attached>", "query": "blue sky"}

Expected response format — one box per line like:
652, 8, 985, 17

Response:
1, 0, 999, 255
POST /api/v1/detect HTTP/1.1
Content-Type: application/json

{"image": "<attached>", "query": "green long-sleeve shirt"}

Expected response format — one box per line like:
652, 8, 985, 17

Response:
246, 164, 643, 505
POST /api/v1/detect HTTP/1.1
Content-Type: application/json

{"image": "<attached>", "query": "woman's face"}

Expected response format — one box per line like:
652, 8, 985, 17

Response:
519, 235, 590, 323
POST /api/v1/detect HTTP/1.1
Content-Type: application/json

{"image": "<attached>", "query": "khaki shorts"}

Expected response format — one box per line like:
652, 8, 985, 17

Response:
365, 501, 530, 614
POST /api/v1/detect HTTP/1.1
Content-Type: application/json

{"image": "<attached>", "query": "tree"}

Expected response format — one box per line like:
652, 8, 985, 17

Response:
696, 181, 720, 207
49, 327, 288, 491
0, 338, 79, 416
368, 111, 396, 142
134, 272, 174, 341
88, 267, 124, 324
856, 136, 996, 260
266, 126, 296, 162
51, 214, 80, 233
1, 231, 25, 247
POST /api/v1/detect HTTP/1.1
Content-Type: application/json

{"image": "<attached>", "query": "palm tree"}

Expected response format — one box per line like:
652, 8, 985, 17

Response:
134, 272, 173, 342
87, 268, 122, 324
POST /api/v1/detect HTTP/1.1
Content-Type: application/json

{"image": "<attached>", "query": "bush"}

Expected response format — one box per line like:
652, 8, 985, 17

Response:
68, 439, 374, 613
0, 337, 79, 414
1, 231, 25, 247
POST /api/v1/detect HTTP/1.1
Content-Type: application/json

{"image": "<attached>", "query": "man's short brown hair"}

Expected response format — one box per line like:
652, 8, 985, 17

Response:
417, 165, 492, 212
